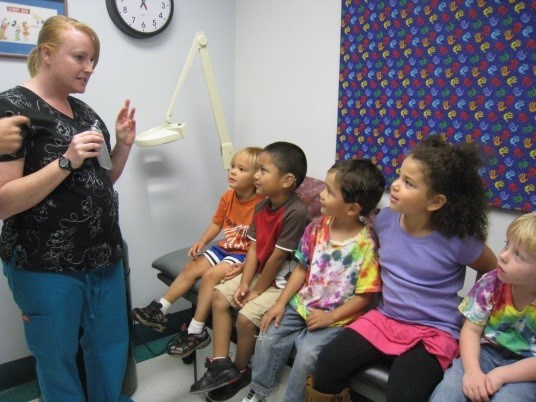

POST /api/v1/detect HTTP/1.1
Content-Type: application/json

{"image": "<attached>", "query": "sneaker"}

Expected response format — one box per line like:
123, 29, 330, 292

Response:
241, 388, 266, 402
190, 357, 241, 394
206, 367, 252, 401
166, 323, 211, 358
130, 300, 167, 332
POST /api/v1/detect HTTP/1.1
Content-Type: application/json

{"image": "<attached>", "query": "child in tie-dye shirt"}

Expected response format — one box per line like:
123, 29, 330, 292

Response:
431, 212, 536, 402
243, 159, 385, 402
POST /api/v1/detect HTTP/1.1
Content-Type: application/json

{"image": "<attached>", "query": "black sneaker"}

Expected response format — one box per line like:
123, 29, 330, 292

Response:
190, 357, 241, 394
206, 367, 252, 401
130, 300, 167, 332
166, 323, 211, 358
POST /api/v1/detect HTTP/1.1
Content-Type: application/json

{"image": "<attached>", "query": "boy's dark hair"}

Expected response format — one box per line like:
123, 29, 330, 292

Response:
263, 141, 307, 188
329, 159, 386, 216
409, 134, 489, 241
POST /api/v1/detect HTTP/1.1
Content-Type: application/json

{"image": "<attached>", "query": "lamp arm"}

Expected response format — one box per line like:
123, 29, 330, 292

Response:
198, 35, 234, 169
165, 32, 204, 124
150, 31, 234, 169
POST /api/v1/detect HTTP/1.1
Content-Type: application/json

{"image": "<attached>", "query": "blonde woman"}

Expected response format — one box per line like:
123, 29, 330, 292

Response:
0, 16, 136, 402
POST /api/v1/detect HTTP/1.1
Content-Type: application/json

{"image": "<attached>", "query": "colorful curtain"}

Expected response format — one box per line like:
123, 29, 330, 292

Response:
337, 0, 535, 212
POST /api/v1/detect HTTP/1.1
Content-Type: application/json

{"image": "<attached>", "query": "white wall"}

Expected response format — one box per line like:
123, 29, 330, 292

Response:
233, 0, 522, 295
0, 0, 523, 366
235, 0, 341, 180
0, 0, 235, 365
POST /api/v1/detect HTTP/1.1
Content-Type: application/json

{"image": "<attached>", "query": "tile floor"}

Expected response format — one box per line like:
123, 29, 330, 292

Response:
129, 331, 292, 402
4, 329, 292, 402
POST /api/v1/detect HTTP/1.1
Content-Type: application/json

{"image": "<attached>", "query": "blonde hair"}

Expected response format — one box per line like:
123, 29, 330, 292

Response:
27, 15, 100, 77
506, 212, 536, 255
232, 147, 263, 172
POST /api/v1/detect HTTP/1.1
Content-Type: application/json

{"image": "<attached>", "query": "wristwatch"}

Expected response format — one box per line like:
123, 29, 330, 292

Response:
58, 155, 73, 172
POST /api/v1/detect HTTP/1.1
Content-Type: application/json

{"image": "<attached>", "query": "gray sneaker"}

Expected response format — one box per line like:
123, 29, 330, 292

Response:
130, 300, 167, 332
166, 323, 211, 358
241, 389, 266, 402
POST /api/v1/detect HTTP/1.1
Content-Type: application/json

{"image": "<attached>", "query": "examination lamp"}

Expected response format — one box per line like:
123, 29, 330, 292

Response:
135, 31, 234, 169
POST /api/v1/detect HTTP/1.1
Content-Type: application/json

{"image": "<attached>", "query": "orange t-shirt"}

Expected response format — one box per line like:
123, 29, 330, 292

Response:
213, 189, 265, 254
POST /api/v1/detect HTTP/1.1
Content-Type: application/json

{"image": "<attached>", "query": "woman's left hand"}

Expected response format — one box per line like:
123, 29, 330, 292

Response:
115, 99, 136, 147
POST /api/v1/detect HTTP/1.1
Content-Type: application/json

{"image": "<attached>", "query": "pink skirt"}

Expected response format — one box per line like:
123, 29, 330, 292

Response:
346, 310, 459, 371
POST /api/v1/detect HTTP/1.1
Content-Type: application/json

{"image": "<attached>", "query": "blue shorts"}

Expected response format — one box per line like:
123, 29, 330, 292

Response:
202, 245, 246, 267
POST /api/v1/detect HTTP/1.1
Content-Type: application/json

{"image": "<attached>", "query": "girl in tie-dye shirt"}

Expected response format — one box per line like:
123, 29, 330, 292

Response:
246, 159, 385, 402
431, 212, 536, 402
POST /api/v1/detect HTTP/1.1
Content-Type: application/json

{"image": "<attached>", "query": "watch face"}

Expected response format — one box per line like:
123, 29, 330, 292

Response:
59, 156, 72, 171
107, 0, 174, 39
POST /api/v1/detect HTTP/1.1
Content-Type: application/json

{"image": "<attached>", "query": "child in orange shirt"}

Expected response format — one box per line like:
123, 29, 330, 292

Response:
131, 147, 264, 357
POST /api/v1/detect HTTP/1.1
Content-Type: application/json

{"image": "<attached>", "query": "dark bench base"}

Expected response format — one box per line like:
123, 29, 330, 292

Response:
152, 245, 389, 402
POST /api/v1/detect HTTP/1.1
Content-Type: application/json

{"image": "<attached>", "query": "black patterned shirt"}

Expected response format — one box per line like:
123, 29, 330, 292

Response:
0, 86, 123, 272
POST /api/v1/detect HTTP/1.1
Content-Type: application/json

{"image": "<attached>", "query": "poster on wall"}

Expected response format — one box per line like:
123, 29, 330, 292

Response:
0, 0, 67, 58
336, 0, 535, 212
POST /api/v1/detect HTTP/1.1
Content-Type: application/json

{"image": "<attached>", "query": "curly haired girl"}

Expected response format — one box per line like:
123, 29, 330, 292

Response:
306, 134, 497, 402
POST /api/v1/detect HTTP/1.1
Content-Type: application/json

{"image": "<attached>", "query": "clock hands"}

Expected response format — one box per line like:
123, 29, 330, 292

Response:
107, 0, 173, 38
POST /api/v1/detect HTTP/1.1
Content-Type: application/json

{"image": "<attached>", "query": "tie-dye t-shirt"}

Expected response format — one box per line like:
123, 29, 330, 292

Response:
459, 269, 536, 358
288, 216, 381, 327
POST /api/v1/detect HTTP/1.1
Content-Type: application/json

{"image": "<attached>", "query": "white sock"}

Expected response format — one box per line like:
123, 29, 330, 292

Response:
158, 298, 171, 315
188, 318, 205, 335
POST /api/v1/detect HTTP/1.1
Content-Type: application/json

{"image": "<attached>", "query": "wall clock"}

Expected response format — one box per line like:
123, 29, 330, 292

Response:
106, 0, 174, 39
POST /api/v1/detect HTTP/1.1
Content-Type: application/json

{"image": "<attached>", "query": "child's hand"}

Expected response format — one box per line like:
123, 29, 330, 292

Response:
233, 283, 250, 308
306, 308, 335, 330
188, 242, 204, 259
225, 263, 243, 280
462, 370, 491, 402
260, 303, 285, 332
242, 289, 260, 305
484, 368, 504, 398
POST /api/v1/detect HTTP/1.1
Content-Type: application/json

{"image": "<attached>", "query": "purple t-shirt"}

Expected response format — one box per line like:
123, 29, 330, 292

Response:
374, 208, 484, 338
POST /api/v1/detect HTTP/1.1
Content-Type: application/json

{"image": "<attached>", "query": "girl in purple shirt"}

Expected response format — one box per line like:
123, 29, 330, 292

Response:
307, 135, 497, 402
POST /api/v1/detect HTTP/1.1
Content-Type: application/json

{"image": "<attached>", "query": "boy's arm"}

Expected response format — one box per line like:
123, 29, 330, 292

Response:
260, 264, 307, 332
234, 242, 258, 307
275, 263, 307, 306
307, 293, 374, 330
485, 356, 536, 395
189, 222, 222, 257
459, 320, 489, 401
239, 241, 258, 285
250, 247, 290, 295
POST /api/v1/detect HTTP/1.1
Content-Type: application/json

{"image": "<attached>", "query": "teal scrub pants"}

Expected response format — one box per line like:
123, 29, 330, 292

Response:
3, 257, 132, 402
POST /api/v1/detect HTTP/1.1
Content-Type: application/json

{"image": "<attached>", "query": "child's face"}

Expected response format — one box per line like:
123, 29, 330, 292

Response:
228, 153, 256, 193
497, 238, 536, 288
389, 156, 436, 216
253, 152, 285, 198
319, 171, 351, 217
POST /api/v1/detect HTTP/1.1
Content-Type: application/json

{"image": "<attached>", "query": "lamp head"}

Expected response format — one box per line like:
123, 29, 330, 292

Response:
134, 123, 189, 147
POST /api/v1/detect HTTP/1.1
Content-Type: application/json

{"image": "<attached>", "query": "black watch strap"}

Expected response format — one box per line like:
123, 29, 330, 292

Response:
59, 155, 73, 172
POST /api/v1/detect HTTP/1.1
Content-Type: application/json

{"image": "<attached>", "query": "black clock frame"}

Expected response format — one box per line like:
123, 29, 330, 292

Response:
105, 0, 174, 39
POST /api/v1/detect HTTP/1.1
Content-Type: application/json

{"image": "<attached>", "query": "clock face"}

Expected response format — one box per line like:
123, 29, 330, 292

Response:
106, 0, 174, 39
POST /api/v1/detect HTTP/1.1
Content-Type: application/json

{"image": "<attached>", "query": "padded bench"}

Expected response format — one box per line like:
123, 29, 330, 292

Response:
152, 246, 389, 401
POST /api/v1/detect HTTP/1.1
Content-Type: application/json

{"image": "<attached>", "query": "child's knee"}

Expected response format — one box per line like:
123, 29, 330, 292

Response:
181, 261, 199, 277
236, 313, 255, 330
201, 266, 219, 282
212, 289, 229, 309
